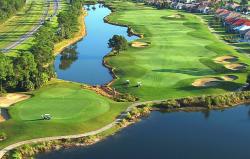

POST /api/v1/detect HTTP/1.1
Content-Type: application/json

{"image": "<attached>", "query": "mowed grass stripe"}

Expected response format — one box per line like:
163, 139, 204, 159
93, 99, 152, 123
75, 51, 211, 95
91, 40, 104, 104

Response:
0, 80, 129, 148
106, 2, 250, 100
0, 0, 46, 49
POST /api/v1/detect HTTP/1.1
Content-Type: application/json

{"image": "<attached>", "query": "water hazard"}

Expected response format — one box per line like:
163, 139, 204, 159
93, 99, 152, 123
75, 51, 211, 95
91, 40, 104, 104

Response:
54, 4, 138, 85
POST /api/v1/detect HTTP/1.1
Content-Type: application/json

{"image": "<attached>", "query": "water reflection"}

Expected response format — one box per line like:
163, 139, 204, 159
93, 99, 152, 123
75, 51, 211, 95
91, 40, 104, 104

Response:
54, 4, 138, 85
59, 45, 78, 70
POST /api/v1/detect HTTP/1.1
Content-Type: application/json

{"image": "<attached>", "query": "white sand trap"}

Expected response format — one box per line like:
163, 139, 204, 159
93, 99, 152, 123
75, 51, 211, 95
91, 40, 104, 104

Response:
224, 63, 248, 71
167, 14, 183, 19
214, 55, 238, 64
192, 77, 222, 87
0, 115, 4, 122
131, 42, 149, 48
0, 93, 30, 107
221, 75, 238, 81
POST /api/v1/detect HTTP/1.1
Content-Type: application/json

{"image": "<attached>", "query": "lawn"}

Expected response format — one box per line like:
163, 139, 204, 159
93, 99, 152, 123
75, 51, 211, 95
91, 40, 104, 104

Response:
0, 80, 128, 148
105, 1, 250, 101
1, 0, 68, 56
1, 0, 250, 150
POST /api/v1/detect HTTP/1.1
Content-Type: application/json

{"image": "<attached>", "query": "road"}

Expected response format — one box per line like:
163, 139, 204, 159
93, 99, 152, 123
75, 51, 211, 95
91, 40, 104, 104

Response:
1, 0, 60, 53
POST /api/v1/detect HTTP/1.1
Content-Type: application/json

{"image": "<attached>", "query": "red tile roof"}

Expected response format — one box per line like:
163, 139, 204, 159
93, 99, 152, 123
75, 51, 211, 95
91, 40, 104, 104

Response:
232, 19, 249, 26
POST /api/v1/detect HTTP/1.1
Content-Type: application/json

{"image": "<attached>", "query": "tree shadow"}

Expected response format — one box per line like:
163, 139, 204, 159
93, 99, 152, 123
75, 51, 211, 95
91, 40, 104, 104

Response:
179, 81, 244, 92
24, 118, 43, 122
152, 68, 213, 76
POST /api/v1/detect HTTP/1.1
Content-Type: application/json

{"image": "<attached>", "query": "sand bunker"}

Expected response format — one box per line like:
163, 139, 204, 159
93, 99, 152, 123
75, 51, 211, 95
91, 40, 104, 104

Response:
214, 55, 238, 64
167, 14, 184, 19
193, 75, 238, 87
214, 56, 248, 71
225, 63, 248, 71
221, 75, 238, 81
131, 42, 149, 48
0, 93, 30, 108
0, 115, 4, 122
192, 77, 222, 87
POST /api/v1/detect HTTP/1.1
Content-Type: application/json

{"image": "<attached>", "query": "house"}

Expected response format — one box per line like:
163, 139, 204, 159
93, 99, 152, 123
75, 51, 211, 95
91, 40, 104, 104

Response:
175, 2, 185, 10
239, 25, 250, 37
244, 30, 250, 42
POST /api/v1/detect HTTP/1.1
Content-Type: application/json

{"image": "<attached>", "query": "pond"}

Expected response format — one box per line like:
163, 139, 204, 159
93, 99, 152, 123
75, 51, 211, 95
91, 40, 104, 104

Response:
54, 4, 138, 85
37, 104, 250, 159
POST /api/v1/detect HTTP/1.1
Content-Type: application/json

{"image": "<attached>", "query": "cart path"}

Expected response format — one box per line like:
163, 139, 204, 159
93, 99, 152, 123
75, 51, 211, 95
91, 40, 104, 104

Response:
0, 100, 164, 159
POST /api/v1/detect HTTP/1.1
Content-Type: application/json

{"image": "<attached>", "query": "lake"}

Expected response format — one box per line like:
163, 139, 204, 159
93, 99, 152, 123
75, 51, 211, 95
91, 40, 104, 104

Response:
37, 104, 250, 159
54, 4, 138, 85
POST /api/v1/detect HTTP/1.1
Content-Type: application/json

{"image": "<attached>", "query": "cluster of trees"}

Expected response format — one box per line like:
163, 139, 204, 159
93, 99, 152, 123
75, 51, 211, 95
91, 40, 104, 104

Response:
0, 0, 83, 94
0, 23, 55, 93
57, 0, 82, 39
152, 91, 250, 109
0, 0, 26, 23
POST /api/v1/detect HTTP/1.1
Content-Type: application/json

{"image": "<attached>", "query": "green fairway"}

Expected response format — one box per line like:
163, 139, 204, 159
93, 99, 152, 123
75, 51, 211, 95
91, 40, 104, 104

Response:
0, 80, 128, 148
0, 0, 68, 56
105, 2, 250, 100
2, 0, 250, 151
0, 0, 46, 49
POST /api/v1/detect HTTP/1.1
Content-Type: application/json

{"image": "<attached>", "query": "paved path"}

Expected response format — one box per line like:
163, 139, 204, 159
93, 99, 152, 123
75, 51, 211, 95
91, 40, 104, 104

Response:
0, 95, 246, 158
2, 0, 60, 53
0, 94, 247, 158
0, 121, 117, 158
0, 100, 164, 159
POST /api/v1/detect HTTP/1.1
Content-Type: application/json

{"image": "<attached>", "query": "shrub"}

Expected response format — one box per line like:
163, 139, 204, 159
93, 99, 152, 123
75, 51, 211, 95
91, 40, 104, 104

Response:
0, 132, 6, 141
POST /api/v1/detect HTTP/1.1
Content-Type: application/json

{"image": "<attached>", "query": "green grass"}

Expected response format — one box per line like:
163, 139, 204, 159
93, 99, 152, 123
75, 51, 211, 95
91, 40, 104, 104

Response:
105, 2, 250, 100
1, 0, 68, 56
0, 80, 128, 148
1, 0, 250, 150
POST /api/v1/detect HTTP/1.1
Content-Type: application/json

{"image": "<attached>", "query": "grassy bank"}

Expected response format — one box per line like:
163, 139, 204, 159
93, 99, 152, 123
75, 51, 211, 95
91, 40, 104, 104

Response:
53, 10, 87, 55
0, 0, 46, 54
3, 0, 68, 56
2, 0, 250, 156
104, 1, 249, 101
0, 80, 128, 149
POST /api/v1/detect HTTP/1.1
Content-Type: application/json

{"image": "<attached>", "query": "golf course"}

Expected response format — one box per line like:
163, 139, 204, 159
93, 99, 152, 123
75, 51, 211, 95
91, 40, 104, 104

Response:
0, 80, 128, 148
1, 0, 250, 157
105, 1, 250, 100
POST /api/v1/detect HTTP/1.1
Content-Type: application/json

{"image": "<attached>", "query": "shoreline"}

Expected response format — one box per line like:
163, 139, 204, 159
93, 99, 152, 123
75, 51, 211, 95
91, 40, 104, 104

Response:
2, 94, 250, 158
53, 9, 87, 56
2, 2, 250, 158
101, 3, 143, 90
78, 3, 143, 100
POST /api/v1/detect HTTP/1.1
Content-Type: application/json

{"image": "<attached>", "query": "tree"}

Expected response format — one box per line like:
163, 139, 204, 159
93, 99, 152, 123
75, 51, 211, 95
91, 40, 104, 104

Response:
0, 54, 13, 93
241, 0, 248, 6
13, 52, 37, 91
240, 0, 248, 12
247, 74, 250, 84
0, 0, 26, 23
108, 35, 128, 54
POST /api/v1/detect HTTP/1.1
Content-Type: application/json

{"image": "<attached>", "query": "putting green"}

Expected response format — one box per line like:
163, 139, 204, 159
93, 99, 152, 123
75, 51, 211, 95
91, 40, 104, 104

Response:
106, 2, 250, 100
0, 80, 128, 148
15, 86, 109, 121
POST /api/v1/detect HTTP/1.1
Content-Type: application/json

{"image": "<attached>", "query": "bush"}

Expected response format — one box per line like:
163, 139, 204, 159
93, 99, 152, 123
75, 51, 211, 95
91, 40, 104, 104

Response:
150, 91, 250, 109
0, 132, 7, 141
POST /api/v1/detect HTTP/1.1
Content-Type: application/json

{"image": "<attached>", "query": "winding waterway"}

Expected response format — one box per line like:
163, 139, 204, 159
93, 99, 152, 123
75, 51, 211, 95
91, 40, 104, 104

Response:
54, 4, 138, 85
37, 104, 250, 159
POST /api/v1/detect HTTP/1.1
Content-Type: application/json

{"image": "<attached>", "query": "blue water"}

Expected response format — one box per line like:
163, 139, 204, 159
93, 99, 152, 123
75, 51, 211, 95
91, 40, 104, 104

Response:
37, 104, 250, 159
54, 4, 138, 85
